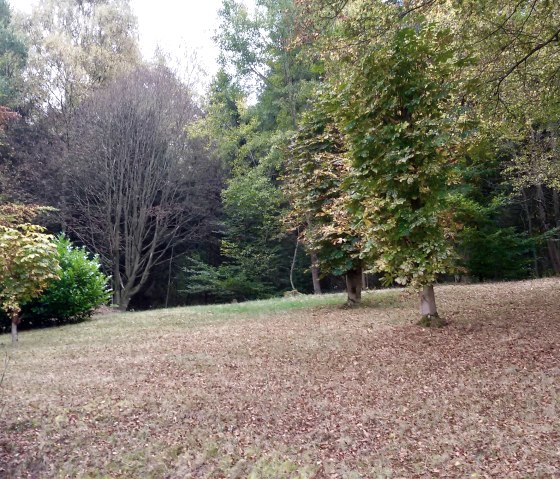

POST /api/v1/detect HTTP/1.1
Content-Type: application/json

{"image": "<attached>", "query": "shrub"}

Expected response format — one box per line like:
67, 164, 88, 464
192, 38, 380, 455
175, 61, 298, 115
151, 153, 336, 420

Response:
23, 235, 111, 325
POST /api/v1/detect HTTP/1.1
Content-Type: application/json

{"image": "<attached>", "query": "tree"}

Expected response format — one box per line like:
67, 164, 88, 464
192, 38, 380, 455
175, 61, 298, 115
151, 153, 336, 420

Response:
63, 67, 222, 310
331, 21, 473, 324
0, 205, 59, 343
285, 97, 364, 304
215, 0, 324, 294
221, 168, 289, 294
0, 0, 27, 109
20, 0, 140, 134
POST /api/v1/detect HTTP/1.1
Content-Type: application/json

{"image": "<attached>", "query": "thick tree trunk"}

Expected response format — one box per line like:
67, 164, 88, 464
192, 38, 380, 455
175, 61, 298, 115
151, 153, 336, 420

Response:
546, 239, 560, 275
10, 313, 20, 344
118, 295, 130, 312
418, 285, 445, 327
346, 267, 362, 306
536, 184, 560, 274
310, 252, 322, 294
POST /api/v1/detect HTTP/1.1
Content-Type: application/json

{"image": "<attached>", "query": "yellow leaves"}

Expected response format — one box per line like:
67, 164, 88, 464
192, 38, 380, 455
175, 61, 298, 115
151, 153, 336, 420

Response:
0, 222, 60, 315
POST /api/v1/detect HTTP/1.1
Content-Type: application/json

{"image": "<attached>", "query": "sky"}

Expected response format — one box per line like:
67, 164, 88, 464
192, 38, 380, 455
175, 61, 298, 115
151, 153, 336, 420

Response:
11, 0, 255, 85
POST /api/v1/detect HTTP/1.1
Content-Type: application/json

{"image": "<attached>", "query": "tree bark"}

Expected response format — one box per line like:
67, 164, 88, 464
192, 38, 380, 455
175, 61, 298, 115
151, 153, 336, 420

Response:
310, 252, 322, 294
418, 285, 445, 327
10, 313, 20, 344
118, 295, 130, 312
521, 188, 539, 277
536, 184, 560, 274
165, 245, 175, 308
547, 240, 560, 275
553, 189, 560, 227
289, 237, 299, 291
346, 267, 362, 305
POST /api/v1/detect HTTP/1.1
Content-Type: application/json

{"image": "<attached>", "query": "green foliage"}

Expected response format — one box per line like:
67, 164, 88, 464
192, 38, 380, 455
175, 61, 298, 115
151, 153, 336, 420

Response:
0, 222, 60, 321
181, 257, 275, 303
460, 226, 534, 281
24, 235, 111, 324
449, 0, 560, 126
332, 21, 474, 288
0, 0, 27, 108
285, 94, 362, 277
180, 167, 302, 302
23, 0, 141, 112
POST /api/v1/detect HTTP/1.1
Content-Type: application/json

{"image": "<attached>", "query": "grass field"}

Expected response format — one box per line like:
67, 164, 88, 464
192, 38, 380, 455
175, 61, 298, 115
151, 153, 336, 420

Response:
1, 279, 559, 478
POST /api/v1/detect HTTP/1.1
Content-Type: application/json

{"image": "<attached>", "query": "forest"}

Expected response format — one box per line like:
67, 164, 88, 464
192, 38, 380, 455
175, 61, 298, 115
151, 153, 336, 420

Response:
1, 0, 559, 327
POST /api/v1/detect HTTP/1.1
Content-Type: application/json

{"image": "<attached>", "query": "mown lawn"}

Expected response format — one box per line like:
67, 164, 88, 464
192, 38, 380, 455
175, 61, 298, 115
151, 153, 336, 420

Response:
1, 279, 559, 478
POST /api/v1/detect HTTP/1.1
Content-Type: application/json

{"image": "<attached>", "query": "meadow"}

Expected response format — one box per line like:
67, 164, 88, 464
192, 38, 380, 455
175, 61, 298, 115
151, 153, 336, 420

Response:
1, 279, 559, 478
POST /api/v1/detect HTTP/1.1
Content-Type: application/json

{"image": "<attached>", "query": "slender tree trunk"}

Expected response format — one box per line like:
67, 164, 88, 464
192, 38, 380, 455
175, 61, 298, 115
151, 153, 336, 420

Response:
310, 252, 322, 294
521, 188, 539, 276
346, 267, 362, 306
418, 285, 445, 327
112, 259, 121, 306
289, 237, 299, 291
553, 189, 560, 227
165, 246, 175, 308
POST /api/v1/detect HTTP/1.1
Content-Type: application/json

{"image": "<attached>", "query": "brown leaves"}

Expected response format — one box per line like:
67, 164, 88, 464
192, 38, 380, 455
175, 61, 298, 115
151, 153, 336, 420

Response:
1, 279, 559, 477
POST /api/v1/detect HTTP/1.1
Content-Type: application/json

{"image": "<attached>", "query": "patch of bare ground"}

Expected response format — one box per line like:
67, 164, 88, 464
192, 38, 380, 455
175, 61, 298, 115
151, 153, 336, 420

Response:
1, 279, 559, 478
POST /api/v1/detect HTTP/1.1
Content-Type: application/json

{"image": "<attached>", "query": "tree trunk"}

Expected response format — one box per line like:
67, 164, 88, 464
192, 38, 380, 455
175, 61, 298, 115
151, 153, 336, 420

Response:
10, 312, 20, 344
289, 237, 299, 291
346, 267, 362, 306
310, 252, 322, 294
112, 260, 121, 306
546, 239, 560, 275
418, 285, 445, 327
536, 184, 560, 274
553, 189, 560, 227
165, 246, 175, 308
118, 295, 130, 312
521, 188, 539, 276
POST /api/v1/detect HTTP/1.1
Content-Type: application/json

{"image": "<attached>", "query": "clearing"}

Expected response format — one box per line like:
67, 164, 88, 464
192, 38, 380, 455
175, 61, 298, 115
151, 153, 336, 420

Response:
1, 279, 559, 478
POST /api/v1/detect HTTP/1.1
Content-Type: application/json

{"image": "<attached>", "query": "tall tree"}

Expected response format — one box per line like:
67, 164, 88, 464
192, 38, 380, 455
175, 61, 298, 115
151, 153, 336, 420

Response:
64, 67, 222, 310
331, 20, 473, 323
285, 97, 364, 304
216, 0, 323, 293
20, 0, 140, 127
0, 0, 27, 109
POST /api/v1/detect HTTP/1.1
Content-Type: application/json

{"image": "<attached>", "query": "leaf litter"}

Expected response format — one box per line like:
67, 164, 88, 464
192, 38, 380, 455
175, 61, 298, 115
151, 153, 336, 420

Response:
0, 279, 559, 478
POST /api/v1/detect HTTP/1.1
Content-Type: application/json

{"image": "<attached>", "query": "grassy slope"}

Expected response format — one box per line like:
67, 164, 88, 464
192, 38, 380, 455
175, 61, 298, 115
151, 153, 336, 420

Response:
0, 280, 559, 478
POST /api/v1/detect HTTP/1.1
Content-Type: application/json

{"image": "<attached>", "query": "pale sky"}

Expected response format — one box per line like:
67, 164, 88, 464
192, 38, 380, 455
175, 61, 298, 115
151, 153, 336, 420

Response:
11, 0, 255, 84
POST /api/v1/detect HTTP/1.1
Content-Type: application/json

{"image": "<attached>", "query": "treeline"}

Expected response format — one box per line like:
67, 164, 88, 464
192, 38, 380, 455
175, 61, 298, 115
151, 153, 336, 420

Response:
1, 0, 559, 318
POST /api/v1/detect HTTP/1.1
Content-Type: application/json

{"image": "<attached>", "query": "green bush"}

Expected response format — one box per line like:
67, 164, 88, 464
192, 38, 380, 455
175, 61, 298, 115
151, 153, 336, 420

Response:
23, 235, 111, 325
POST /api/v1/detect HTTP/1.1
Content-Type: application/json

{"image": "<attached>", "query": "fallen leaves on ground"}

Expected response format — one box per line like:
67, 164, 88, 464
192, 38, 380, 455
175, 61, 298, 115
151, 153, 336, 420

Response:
1, 279, 559, 478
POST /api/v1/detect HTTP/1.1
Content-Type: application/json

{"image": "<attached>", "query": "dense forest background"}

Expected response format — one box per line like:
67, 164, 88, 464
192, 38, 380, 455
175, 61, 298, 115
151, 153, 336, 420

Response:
1, 0, 559, 312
